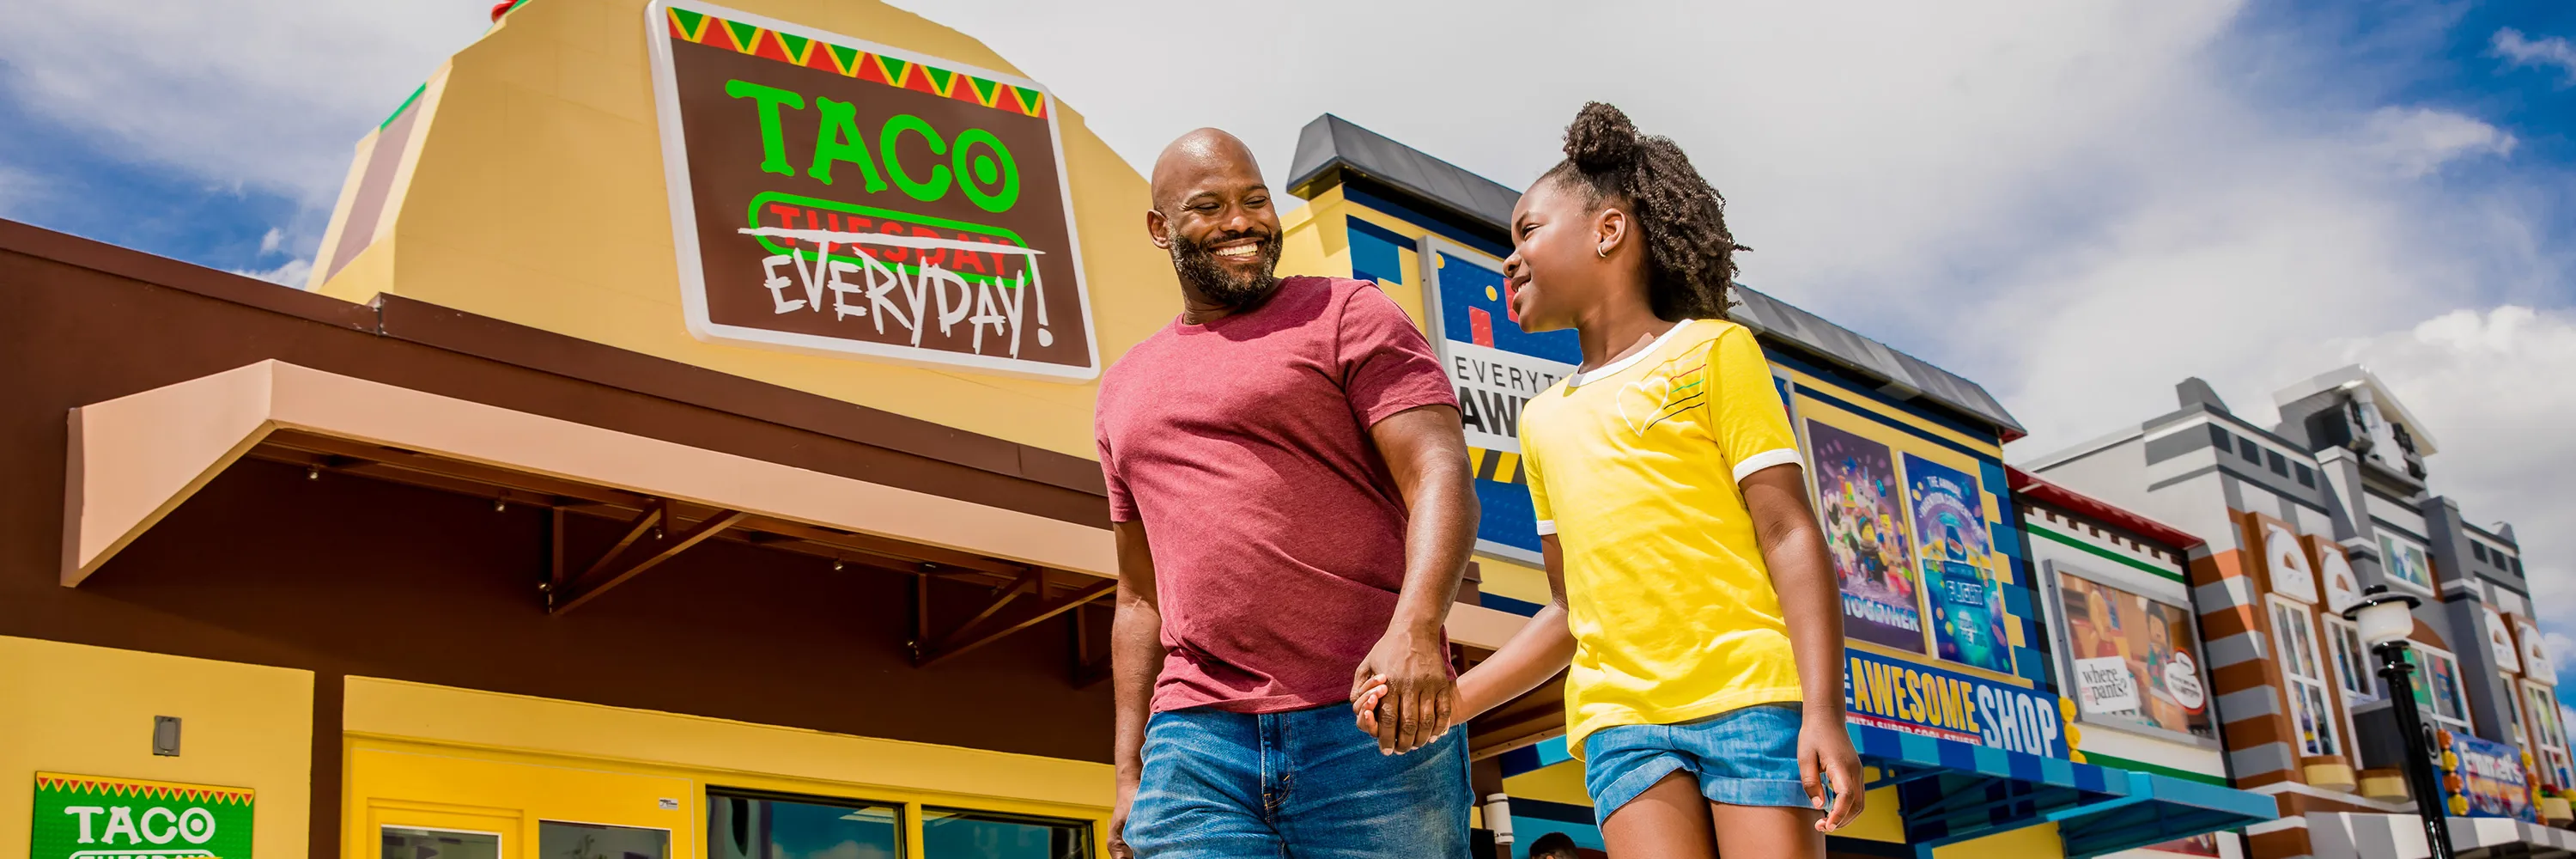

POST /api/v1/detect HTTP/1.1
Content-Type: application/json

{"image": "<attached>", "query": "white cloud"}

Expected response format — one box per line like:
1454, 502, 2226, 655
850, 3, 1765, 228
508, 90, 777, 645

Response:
0, 1, 488, 205
2494, 28, 2576, 86
2361, 107, 2517, 177
2330, 307, 2576, 637
230, 257, 312, 288
889, 0, 2571, 673
258, 227, 284, 255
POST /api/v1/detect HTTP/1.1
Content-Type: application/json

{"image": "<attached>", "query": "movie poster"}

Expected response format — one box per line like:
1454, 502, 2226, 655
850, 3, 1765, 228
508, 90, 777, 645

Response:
1905, 454, 2014, 673
1806, 420, 1925, 652
2058, 570, 2213, 738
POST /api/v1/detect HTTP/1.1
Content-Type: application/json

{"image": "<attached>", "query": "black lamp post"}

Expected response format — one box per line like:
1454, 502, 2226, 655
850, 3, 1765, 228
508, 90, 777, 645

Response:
2343, 585, 2453, 859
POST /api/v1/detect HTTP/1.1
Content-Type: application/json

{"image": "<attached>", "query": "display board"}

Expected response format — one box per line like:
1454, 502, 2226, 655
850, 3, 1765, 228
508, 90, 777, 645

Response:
32, 773, 253, 859
645, 0, 1097, 378
1417, 237, 1579, 564
1809, 419, 1925, 653
1908, 454, 2014, 674
2055, 565, 2213, 738
2440, 731, 2540, 821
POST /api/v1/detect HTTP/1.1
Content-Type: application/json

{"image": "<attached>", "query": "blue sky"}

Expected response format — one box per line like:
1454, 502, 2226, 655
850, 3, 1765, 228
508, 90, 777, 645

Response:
3, 0, 2575, 691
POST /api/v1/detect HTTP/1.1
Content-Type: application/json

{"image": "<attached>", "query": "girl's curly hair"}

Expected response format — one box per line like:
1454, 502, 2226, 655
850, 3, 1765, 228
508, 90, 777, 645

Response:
1540, 101, 1747, 321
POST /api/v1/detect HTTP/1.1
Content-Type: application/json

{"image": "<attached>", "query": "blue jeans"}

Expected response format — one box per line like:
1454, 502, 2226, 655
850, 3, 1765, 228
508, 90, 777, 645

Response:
1127, 704, 1471, 859
1583, 704, 1811, 819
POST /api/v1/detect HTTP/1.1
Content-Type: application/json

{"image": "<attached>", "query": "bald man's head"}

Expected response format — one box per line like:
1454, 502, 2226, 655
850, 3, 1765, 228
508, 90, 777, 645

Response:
1145, 127, 1283, 311
1151, 128, 1260, 212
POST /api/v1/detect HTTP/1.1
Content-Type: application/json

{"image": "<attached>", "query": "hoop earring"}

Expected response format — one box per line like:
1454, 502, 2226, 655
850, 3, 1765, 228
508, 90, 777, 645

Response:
1595, 244, 1609, 259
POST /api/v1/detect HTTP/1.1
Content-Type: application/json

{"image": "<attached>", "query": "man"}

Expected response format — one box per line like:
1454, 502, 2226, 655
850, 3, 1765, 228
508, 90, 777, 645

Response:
1096, 128, 1479, 858
1525, 832, 1583, 859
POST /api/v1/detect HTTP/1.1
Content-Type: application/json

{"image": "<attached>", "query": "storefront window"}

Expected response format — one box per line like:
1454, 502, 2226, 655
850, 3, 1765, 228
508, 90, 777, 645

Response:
921, 808, 1091, 859
2055, 568, 2212, 738
2270, 598, 2341, 758
709, 792, 902, 859
386, 827, 501, 859
2379, 534, 2434, 593
2524, 683, 2575, 789
544, 821, 669, 859
2403, 646, 2472, 732
2324, 616, 2378, 702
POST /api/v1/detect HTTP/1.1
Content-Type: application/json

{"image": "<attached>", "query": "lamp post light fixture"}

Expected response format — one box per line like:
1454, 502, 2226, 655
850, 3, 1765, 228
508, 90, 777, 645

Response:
2344, 584, 2453, 859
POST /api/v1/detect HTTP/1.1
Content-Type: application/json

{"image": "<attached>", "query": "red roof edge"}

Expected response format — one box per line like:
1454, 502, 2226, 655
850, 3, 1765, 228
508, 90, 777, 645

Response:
2006, 465, 2204, 551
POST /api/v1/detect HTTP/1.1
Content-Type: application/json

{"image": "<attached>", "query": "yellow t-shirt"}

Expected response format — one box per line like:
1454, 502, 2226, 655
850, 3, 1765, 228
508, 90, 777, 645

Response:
1522, 319, 1807, 757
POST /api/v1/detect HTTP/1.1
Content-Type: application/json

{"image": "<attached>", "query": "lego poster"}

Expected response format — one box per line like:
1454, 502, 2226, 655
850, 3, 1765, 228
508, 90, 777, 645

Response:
1905, 454, 2014, 673
1806, 420, 1925, 652
2057, 570, 2214, 738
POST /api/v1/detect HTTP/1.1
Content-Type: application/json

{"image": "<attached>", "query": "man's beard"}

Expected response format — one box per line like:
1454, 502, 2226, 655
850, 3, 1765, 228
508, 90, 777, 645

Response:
1169, 228, 1284, 310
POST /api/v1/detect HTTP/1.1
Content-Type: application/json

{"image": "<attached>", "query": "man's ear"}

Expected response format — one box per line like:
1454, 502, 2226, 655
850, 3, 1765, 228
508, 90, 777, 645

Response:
1145, 207, 1174, 251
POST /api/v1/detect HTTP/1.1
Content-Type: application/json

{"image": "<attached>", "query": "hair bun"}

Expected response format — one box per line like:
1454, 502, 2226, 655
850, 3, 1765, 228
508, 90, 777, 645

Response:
1563, 101, 1641, 172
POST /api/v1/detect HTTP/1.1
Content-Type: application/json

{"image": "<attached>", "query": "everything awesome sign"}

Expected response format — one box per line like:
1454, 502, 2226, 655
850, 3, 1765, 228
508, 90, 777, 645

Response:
646, 1, 1097, 379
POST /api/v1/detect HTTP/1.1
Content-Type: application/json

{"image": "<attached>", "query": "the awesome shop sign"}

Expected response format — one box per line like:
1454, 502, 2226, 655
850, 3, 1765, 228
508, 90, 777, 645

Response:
647, 1, 1097, 379
1844, 648, 2069, 758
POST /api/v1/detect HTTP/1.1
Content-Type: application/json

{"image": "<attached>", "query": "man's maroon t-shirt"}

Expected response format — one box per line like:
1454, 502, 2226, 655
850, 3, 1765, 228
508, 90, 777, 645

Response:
1096, 277, 1458, 714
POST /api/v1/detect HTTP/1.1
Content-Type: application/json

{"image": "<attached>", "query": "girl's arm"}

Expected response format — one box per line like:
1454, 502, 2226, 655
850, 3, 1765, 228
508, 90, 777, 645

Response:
1743, 463, 1867, 832
1358, 536, 1576, 740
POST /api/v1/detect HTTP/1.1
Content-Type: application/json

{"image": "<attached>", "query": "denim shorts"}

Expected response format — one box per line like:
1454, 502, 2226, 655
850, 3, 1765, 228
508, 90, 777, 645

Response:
1583, 704, 1810, 818
1127, 704, 1471, 859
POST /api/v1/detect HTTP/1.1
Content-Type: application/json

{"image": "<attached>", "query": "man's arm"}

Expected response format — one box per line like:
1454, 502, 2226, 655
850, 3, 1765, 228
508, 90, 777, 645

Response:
1108, 519, 1165, 859
1352, 403, 1479, 754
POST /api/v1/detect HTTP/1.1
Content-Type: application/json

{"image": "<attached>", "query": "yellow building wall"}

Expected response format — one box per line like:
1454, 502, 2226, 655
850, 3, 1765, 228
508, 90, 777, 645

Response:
0, 636, 313, 859
343, 677, 1114, 859
314, 0, 1182, 460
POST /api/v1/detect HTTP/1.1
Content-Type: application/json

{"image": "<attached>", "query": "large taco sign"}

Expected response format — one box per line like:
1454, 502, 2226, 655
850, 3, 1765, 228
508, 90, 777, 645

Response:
644, 0, 1098, 379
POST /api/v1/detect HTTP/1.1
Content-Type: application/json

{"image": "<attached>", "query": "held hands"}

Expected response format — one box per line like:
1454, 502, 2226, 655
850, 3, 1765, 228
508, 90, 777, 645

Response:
1349, 624, 1456, 754
1800, 710, 1866, 832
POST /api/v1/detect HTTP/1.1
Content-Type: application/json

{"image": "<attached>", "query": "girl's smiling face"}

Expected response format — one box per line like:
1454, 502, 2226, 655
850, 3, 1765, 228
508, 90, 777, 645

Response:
1503, 176, 1612, 334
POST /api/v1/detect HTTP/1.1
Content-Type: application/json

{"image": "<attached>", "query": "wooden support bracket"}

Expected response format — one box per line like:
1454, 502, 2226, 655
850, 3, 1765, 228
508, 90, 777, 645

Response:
550, 499, 744, 614
914, 570, 1115, 669
1071, 603, 1111, 689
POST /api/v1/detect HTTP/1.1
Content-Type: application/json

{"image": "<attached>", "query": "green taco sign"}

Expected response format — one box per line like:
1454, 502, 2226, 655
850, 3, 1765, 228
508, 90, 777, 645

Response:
32, 773, 253, 859
646, 0, 1099, 380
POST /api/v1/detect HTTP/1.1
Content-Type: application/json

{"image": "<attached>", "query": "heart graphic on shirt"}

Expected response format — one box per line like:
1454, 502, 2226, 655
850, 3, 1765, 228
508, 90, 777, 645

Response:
1616, 374, 1673, 436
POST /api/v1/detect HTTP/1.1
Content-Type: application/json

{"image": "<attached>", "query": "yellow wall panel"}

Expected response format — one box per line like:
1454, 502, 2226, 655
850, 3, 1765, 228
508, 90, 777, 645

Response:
0, 637, 313, 859
343, 677, 1112, 813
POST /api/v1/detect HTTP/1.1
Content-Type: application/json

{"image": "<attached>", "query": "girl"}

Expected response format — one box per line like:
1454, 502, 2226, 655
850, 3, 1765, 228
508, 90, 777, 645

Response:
1361, 102, 1863, 858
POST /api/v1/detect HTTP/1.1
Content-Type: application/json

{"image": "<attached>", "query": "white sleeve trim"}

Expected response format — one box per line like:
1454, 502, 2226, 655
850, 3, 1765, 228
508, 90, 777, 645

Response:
1534, 520, 1557, 535
1732, 448, 1804, 483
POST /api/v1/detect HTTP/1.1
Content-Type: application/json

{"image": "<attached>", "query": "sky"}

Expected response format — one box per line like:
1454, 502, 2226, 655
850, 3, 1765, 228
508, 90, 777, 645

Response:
3, 1, 2574, 680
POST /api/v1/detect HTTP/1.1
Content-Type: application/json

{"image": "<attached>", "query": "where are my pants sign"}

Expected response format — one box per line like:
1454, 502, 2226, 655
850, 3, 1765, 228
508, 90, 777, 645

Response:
33, 773, 253, 859
646, 0, 1098, 379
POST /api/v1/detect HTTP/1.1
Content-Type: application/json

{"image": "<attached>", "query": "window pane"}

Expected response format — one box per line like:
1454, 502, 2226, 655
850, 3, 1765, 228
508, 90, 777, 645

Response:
2241, 441, 2263, 465
386, 828, 501, 859
922, 808, 1091, 859
2429, 654, 2467, 722
709, 794, 901, 859
543, 822, 667, 859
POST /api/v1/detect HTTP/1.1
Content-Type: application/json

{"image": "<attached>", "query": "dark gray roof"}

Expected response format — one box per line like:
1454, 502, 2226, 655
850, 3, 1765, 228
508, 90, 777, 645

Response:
1288, 114, 1522, 234
1285, 113, 2026, 439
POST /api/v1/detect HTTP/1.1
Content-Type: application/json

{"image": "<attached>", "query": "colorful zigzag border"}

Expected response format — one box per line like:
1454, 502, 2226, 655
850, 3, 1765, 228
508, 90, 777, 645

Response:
669, 8, 1048, 119
37, 774, 255, 807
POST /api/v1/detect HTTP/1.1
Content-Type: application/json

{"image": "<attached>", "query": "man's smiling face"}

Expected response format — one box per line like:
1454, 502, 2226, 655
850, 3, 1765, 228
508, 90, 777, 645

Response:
1148, 130, 1284, 310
